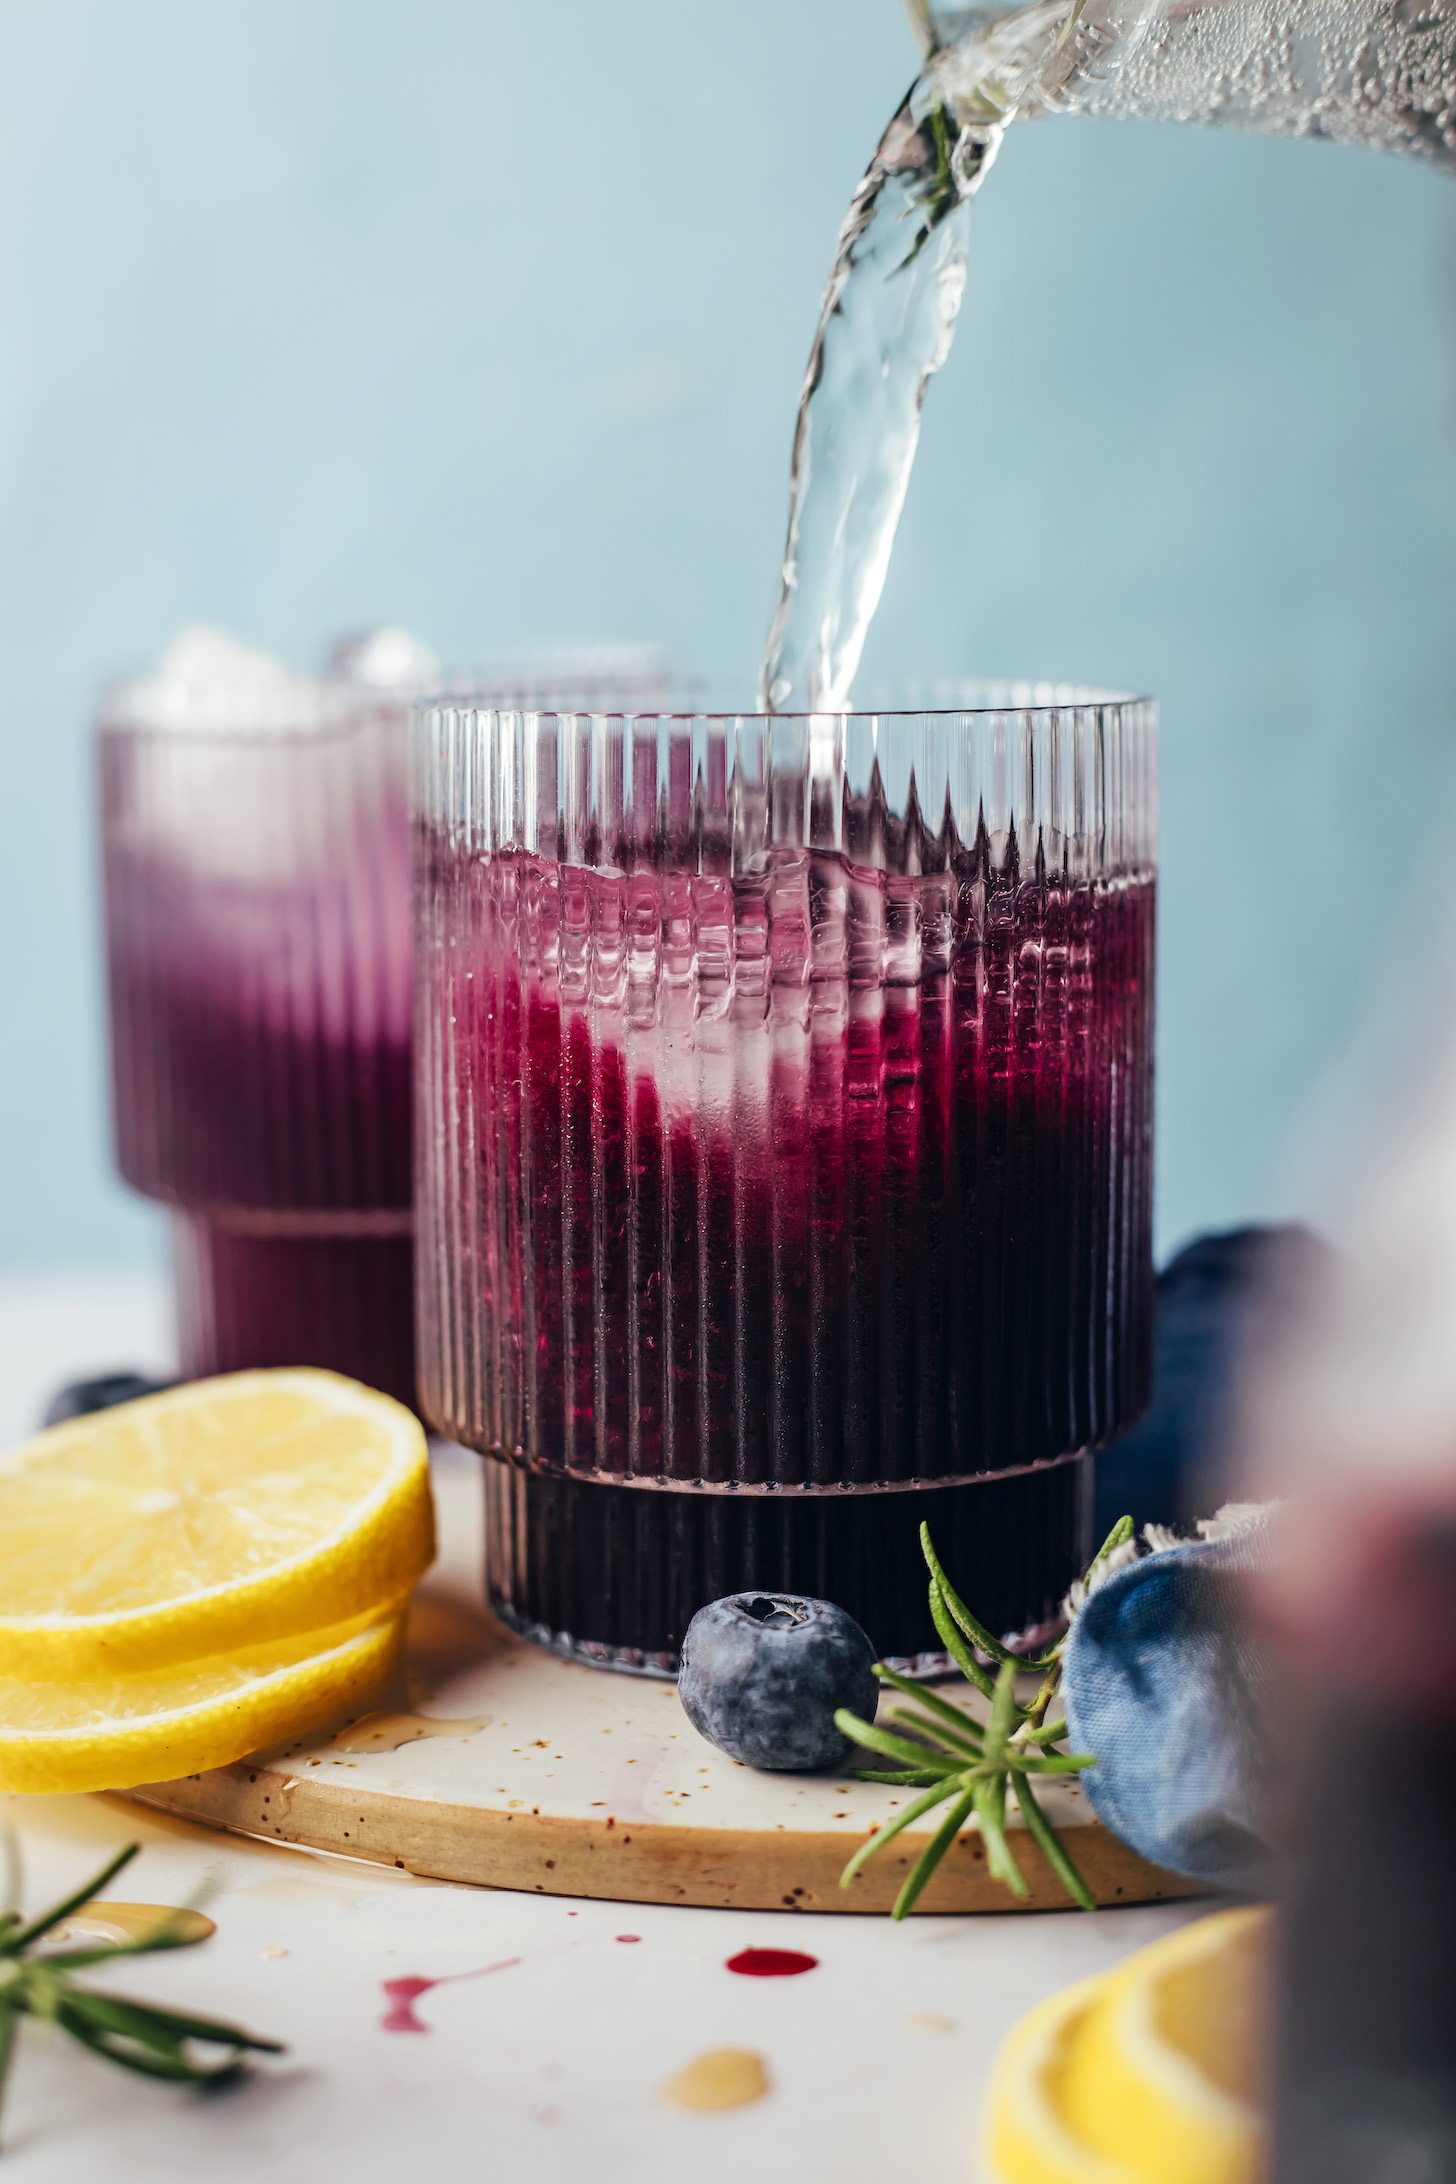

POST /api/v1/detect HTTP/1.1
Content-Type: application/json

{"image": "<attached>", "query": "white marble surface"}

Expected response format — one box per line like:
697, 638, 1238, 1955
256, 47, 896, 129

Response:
0, 1274, 1204, 2182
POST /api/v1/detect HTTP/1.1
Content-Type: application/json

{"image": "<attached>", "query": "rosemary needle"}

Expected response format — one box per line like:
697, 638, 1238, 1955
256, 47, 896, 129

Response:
836, 1516, 1134, 1914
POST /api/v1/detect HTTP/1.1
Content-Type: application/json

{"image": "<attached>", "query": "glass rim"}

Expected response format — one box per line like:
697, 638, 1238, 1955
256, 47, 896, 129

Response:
416, 679, 1157, 879
417, 678, 1153, 723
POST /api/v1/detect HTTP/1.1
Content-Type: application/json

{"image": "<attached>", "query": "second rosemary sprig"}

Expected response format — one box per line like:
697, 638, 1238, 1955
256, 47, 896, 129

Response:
0, 1841, 282, 2144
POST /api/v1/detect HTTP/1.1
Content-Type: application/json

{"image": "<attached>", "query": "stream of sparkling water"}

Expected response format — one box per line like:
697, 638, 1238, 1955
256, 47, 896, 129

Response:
759, 0, 1456, 714
757, 1, 1085, 715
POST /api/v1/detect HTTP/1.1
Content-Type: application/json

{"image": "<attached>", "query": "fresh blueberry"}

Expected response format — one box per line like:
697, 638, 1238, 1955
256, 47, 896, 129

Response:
41, 1373, 177, 1429
678, 1592, 878, 1773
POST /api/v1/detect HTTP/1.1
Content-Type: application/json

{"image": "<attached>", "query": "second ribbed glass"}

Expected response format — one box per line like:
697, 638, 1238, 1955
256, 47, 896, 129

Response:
101, 652, 677, 1412
416, 691, 1156, 1668
101, 682, 417, 1404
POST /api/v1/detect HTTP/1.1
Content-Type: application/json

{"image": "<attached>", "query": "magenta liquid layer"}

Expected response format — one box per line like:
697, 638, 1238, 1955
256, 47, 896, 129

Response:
171, 1214, 416, 1408
421, 846, 1154, 1489
110, 959, 416, 1405
109, 954, 414, 1402
109, 961, 412, 1213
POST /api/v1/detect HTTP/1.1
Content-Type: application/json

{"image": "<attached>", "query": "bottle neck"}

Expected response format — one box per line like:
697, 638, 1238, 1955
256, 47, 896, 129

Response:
912, 0, 1456, 172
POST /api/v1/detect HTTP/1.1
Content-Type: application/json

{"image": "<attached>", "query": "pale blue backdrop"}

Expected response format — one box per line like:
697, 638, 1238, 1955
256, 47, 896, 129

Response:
2, 0, 1454, 1270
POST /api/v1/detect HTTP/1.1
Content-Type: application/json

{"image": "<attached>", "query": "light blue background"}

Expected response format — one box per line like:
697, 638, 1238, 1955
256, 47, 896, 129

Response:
1, 0, 1454, 1271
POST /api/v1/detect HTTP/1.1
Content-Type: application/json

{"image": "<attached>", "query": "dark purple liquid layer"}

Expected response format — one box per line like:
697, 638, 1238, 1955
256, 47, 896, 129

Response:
172, 1214, 416, 1410
109, 956, 414, 1399
108, 963, 412, 1212
484, 1453, 1092, 1674
421, 846, 1154, 1488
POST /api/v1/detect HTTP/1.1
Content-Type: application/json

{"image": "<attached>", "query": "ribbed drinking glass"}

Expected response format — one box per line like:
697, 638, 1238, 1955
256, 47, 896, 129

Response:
101, 675, 417, 1402
416, 687, 1156, 1669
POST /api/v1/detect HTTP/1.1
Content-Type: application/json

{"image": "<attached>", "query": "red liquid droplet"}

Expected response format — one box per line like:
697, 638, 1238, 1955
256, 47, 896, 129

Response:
725, 1947, 819, 1978
616, 1934, 642, 1944
379, 1956, 524, 2032
381, 1976, 437, 2033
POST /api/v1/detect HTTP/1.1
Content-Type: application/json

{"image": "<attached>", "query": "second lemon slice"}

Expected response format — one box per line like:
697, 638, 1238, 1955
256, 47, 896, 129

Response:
1060, 1907, 1270, 2184
0, 1606, 406, 1793
986, 1908, 1272, 2184
0, 1370, 434, 1676
985, 1977, 1142, 2184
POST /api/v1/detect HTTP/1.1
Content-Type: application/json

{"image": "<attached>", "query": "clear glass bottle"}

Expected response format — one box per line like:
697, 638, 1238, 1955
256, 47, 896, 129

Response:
907, 0, 1456, 168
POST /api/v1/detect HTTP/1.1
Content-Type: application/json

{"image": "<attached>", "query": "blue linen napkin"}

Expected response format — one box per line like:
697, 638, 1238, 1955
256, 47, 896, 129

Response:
1061, 1518, 1275, 1891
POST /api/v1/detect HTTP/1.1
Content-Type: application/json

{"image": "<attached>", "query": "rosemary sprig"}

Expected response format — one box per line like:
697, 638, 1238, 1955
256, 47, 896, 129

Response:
895, 0, 1094, 270
836, 1516, 1134, 1916
0, 1840, 282, 2141
897, 97, 963, 270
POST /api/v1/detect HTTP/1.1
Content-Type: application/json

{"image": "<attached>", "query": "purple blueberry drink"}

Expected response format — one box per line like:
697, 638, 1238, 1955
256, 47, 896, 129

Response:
416, 690, 1157, 1670
101, 629, 420, 1402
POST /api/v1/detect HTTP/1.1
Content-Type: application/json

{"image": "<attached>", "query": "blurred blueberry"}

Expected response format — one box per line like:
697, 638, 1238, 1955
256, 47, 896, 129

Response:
1095, 1224, 1335, 1539
679, 1592, 878, 1772
41, 1372, 177, 1429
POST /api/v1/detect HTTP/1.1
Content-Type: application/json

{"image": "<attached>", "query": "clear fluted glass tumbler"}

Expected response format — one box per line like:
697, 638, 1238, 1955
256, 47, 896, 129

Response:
101, 674, 418, 1405
416, 689, 1156, 1670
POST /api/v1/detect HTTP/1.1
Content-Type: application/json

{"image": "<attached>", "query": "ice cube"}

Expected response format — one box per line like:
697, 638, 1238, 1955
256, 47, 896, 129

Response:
100, 625, 403, 891
116, 623, 333, 734
329, 627, 440, 691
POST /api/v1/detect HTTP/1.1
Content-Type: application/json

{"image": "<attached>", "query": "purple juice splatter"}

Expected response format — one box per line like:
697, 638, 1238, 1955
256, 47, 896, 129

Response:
380, 1956, 523, 2033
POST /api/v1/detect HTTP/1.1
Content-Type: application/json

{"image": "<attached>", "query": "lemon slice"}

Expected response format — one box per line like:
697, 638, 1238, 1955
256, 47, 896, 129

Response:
986, 1909, 1271, 2184
1060, 1907, 1270, 2184
0, 1371, 434, 1676
985, 1976, 1143, 2184
0, 1605, 405, 1793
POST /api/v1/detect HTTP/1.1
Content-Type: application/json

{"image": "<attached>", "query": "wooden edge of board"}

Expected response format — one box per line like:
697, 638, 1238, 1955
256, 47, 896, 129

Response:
125, 1762, 1211, 1915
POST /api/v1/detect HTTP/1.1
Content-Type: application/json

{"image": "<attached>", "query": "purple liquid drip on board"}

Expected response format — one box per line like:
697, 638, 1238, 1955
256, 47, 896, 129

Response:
726, 1948, 819, 1977
380, 1956, 523, 2033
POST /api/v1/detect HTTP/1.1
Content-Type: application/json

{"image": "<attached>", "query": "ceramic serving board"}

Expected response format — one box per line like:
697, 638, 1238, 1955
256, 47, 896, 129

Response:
127, 1583, 1203, 1916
